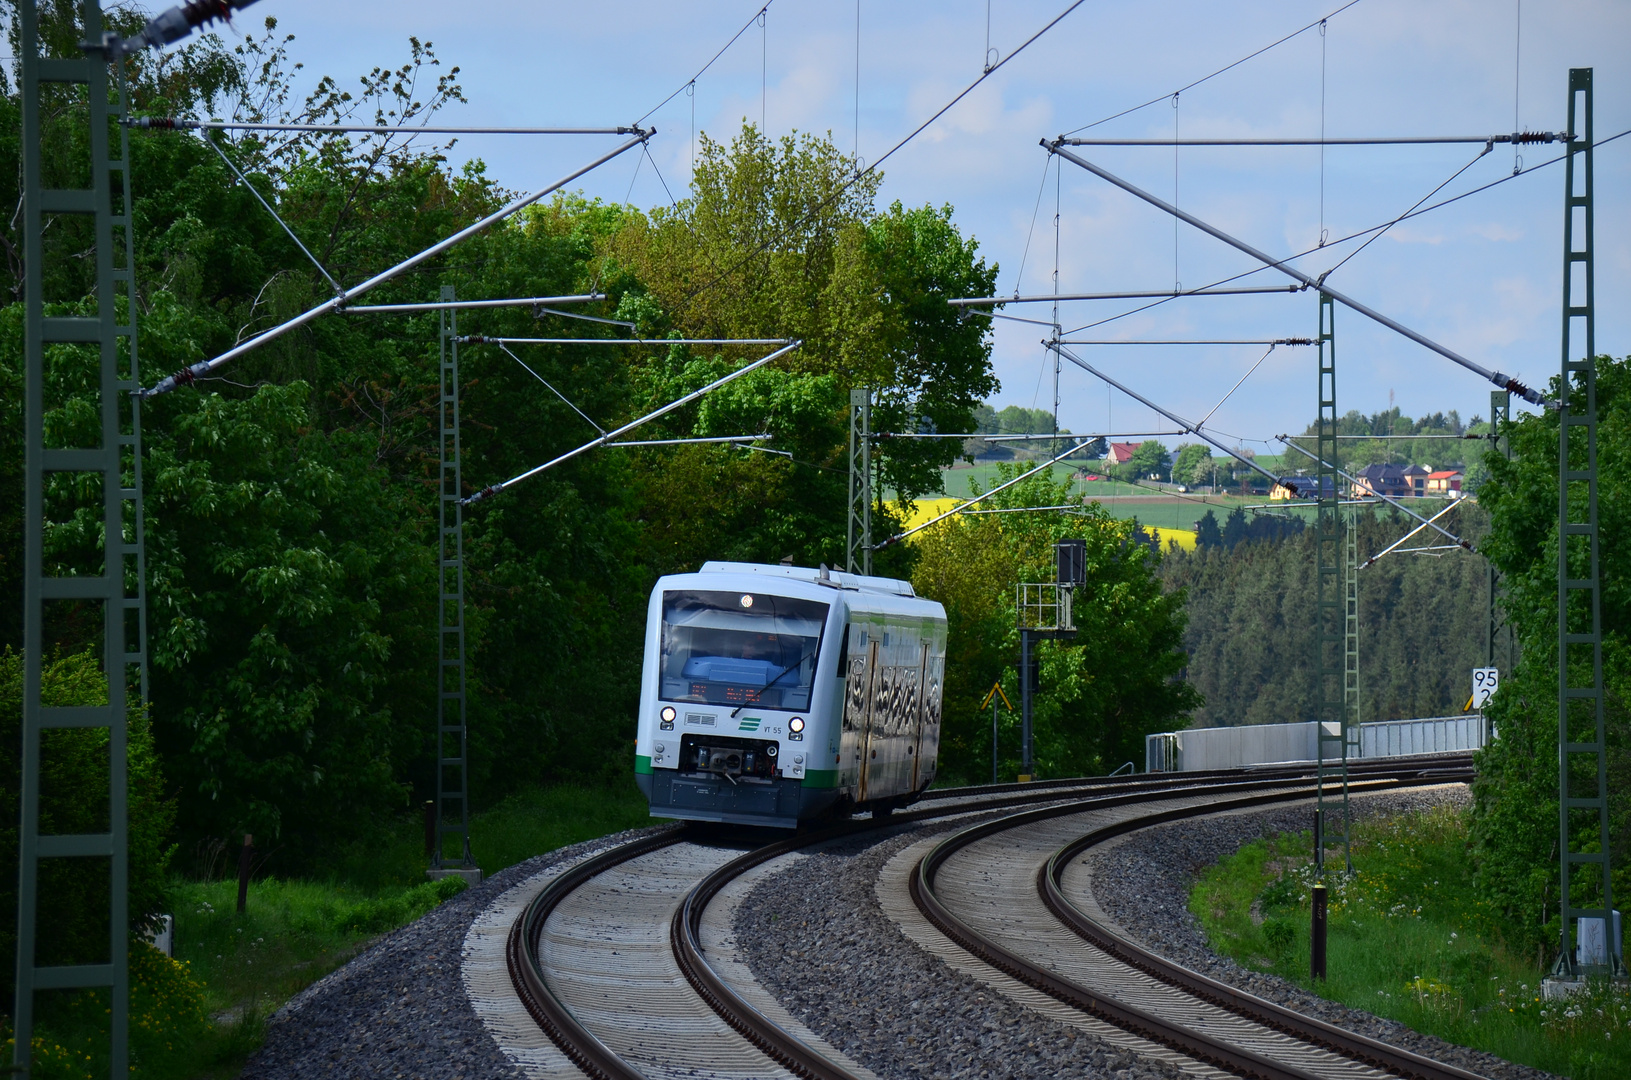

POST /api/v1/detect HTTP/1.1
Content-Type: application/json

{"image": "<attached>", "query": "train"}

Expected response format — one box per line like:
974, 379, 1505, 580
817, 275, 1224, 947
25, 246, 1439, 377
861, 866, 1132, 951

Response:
635, 561, 948, 828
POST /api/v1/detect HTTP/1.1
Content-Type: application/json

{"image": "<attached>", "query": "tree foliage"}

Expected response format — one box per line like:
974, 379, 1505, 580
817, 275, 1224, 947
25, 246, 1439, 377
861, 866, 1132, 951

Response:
0, 13, 1002, 875
1469, 355, 1630, 961
1162, 507, 1493, 729
911, 466, 1199, 781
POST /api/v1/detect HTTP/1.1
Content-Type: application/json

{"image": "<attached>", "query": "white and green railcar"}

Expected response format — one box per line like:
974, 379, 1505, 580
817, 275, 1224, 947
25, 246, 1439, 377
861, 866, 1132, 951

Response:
635, 561, 947, 828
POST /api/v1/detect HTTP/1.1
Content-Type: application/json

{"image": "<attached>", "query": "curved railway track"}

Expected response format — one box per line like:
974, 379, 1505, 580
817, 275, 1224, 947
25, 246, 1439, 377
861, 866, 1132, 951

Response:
500, 757, 1480, 1080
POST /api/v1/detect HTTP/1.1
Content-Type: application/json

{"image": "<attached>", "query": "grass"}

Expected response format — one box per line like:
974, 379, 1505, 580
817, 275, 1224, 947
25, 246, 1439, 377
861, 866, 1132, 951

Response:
13, 778, 658, 1079
1190, 805, 1631, 1080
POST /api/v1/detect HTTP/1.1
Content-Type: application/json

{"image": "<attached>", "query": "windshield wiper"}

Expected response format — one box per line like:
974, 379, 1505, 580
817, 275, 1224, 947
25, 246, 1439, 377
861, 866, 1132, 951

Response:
731, 647, 818, 718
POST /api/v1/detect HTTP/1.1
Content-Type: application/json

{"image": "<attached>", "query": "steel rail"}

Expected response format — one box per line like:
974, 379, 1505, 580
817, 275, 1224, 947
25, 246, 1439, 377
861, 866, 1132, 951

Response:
665, 768, 1403, 1079
507, 763, 1415, 1079
504, 828, 686, 1080
910, 762, 1479, 1080
1037, 772, 1488, 1080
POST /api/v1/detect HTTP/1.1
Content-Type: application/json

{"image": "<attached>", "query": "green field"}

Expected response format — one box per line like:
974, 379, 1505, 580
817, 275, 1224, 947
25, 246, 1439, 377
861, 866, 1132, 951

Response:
910, 462, 1460, 534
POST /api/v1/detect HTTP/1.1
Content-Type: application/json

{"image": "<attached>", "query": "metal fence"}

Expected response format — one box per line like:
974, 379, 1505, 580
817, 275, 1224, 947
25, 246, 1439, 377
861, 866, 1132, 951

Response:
1145, 715, 1490, 772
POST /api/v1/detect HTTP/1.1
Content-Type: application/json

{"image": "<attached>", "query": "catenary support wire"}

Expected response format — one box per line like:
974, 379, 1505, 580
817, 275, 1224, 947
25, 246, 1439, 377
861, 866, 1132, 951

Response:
1276, 437, 1467, 547
344, 294, 604, 315
464, 341, 802, 505
495, 343, 607, 434
1043, 139, 1547, 407
201, 133, 343, 293
141, 133, 650, 397
1360, 499, 1463, 569
875, 438, 1096, 549
951, 285, 1299, 306
458, 336, 789, 347
129, 118, 640, 135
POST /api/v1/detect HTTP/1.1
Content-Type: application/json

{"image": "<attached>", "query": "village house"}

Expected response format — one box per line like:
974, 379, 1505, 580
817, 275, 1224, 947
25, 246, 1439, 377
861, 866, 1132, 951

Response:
1270, 475, 1336, 500
1104, 441, 1140, 467
1351, 463, 1410, 498
1425, 469, 1464, 497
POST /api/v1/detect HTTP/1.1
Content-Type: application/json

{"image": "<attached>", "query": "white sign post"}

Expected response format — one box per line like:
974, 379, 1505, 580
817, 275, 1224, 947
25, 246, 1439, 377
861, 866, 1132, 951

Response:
1472, 667, 1500, 709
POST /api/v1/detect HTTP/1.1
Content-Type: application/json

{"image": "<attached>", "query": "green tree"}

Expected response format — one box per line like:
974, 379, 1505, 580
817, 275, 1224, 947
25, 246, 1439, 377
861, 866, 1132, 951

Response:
912, 465, 1199, 781
1118, 439, 1172, 482
1470, 355, 1630, 961
1171, 443, 1212, 487
607, 125, 997, 569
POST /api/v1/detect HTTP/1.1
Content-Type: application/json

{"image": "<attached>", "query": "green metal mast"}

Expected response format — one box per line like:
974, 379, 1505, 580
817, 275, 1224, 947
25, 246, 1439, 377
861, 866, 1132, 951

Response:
847, 387, 872, 575
17, 0, 141, 1069
1314, 291, 1352, 874
1552, 68, 1617, 980
1486, 390, 1511, 672
433, 287, 476, 875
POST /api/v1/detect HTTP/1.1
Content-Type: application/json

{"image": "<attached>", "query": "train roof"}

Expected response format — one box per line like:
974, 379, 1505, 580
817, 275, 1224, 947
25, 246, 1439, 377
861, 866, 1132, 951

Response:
698, 561, 916, 597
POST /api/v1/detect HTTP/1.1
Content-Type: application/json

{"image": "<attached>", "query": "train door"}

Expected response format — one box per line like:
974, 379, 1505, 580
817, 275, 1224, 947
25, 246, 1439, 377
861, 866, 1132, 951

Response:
908, 644, 929, 791
848, 637, 879, 802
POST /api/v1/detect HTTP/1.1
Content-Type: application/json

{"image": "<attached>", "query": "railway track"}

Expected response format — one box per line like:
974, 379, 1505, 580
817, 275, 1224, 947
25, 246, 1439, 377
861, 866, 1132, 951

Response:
495, 757, 1480, 1080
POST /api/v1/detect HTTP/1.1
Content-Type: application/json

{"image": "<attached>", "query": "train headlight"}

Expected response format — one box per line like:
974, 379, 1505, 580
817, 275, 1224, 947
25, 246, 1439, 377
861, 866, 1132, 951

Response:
660, 706, 676, 723
788, 717, 805, 733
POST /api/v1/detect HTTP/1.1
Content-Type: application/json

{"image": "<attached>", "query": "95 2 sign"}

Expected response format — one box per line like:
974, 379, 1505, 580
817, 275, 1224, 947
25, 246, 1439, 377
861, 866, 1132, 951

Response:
1472, 667, 1500, 709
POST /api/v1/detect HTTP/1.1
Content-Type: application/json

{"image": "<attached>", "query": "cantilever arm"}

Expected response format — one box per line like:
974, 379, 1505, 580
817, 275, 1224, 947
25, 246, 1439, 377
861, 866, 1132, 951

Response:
1042, 140, 1548, 408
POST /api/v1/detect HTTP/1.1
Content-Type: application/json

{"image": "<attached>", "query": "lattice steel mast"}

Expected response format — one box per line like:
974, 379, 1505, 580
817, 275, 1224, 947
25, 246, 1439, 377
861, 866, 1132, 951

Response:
848, 388, 872, 575
1486, 389, 1512, 672
17, 1, 144, 1068
1552, 68, 1618, 980
433, 288, 477, 877
1314, 292, 1354, 874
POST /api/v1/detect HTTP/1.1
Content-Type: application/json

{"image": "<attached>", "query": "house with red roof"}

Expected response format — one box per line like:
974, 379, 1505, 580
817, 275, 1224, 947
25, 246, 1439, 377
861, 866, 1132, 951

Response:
1425, 470, 1464, 498
1105, 442, 1140, 466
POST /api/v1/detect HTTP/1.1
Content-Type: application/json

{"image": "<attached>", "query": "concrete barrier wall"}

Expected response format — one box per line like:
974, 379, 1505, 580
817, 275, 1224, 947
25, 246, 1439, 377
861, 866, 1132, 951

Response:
1145, 715, 1489, 772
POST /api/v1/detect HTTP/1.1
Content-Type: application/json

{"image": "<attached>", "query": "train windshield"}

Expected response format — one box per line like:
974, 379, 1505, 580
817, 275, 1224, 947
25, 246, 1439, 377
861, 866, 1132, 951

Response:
660, 590, 829, 709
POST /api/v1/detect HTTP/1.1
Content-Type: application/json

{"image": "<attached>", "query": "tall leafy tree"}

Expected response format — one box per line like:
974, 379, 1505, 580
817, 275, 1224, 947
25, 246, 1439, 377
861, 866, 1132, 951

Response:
606, 126, 997, 571
1470, 355, 1630, 961
912, 466, 1199, 781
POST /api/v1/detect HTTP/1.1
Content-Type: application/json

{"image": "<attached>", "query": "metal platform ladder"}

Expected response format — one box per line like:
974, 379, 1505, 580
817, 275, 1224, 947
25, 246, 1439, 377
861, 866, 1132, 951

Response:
17, 0, 145, 1070
433, 287, 476, 876
1314, 291, 1354, 875
1551, 67, 1619, 981
847, 387, 872, 575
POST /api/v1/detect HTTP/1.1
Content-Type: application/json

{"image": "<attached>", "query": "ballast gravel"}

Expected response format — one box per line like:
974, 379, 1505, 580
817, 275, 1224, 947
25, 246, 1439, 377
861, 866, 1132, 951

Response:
238, 824, 675, 1080
736, 821, 1187, 1080
1084, 786, 1559, 1080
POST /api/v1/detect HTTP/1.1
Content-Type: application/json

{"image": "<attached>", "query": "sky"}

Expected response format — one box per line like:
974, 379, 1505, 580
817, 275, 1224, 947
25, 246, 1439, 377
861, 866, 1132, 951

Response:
227, 0, 1627, 458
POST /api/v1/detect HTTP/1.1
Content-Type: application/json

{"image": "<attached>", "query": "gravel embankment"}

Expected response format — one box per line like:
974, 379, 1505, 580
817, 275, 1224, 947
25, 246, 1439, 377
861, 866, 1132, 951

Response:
1086, 786, 1558, 1080
737, 822, 1186, 1080
239, 825, 672, 1080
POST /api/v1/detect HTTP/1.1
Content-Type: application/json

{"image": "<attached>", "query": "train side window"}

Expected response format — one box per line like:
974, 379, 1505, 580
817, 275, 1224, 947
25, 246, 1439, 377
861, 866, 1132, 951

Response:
838, 623, 851, 673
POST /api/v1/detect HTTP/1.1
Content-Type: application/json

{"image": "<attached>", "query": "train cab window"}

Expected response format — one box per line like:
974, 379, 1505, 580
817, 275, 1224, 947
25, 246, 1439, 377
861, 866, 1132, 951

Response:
661, 591, 829, 709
